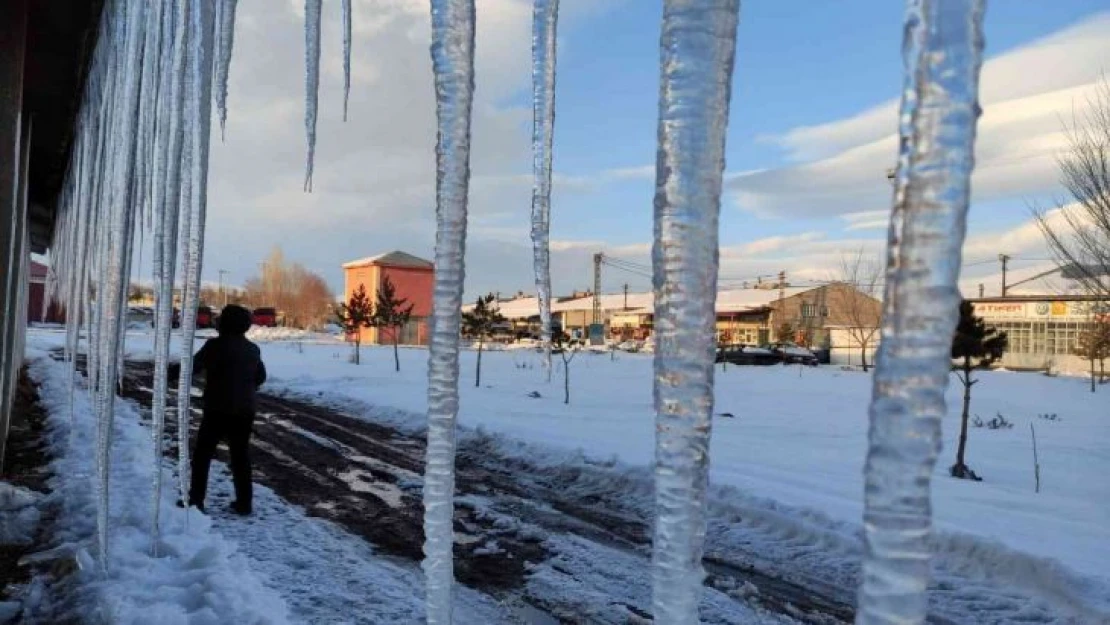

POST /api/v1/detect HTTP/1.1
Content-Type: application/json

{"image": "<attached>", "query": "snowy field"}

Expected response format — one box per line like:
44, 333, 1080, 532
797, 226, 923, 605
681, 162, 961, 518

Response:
246, 334, 1110, 584
15, 327, 1110, 622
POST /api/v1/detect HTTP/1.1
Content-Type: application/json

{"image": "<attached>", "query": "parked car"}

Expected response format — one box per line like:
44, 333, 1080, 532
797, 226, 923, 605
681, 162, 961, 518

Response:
252, 307, 277, 328
766, 343, 819, 366
616, 340, 641, 353
715, 344, 779, 366
196, 306, 215, 329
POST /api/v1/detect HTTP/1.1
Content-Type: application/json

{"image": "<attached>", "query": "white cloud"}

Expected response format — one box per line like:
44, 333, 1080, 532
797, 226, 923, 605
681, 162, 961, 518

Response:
731, 12, 1110, 221
764, 13, 1110, 162
205, 0, 627, 295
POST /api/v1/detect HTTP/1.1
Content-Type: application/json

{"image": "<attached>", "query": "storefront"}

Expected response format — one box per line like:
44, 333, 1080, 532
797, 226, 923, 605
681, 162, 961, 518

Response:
970, 296, 1110, 372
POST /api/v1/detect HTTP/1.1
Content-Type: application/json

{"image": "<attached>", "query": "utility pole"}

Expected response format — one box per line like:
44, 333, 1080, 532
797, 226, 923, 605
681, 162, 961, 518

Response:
218, 269, 229, 307
998, 254, 1010, 297
592, 253, 602, 326
623, 283, 629, 310
978, 283, 984, 298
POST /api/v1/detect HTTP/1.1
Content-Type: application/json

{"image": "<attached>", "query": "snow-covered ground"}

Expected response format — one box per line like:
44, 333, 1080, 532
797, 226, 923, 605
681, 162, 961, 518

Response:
248, 339, 1110, 585
15, 327, 1110, 622
18, 343, 292, 624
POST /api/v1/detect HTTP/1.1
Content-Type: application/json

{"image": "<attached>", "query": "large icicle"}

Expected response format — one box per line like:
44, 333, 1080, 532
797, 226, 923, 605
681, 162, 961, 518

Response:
175, 0, 217, 514
303, 0, 322, 191
151, 0, 190, 550
422, 1, 476, 622
856, 2, 986, 624
214, 0, 238, 139
92, 0, 148, 569
342, 0, 352, 121
530, 0, 558, 380
649, 1, 740, 622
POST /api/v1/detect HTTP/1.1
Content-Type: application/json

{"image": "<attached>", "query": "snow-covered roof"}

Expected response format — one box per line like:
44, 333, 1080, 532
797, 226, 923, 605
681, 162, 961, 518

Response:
342, 250, 433, 270
472, 287, 811, 319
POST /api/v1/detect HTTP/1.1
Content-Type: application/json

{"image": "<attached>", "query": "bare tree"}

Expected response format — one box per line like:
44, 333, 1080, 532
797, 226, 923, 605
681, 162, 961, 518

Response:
1074, 318, 1110, 392
832, 249, 883, 371
243, 246, 335, 329
1035, 77, 1110, 298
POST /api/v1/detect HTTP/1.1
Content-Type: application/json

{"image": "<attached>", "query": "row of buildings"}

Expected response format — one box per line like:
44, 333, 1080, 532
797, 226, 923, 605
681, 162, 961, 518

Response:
341, 251, 883, 365
341, 251, 1109, 373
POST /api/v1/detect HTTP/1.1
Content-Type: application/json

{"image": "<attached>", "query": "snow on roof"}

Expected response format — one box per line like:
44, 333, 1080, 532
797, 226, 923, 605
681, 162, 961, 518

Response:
342, 250, 433, 270
471, 287, 813, 319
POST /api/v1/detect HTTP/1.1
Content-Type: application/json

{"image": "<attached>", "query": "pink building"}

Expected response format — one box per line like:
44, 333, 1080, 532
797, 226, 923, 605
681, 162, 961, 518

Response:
341, 251, 434, 346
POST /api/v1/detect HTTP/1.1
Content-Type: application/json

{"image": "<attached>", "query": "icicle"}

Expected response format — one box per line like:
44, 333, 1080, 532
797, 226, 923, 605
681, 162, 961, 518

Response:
92, 0, 149, 569
530, 0, 558, 382
303, 0, 322, 191
422, 0, 476, 622
175, 0, 217, 516
150, 0, 190, 552
649, 1, 740, 622
342, 0, 351, 122
214, 0, 238, 140
856, 2, 986, 624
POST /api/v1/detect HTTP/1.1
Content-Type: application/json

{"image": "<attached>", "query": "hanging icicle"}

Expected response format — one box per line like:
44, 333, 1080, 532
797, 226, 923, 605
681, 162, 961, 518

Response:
649, 0, 740, 622
856, 1, 986, 624
91, 0, 149, 569
214, 0, 238, 140
423, 0, 476, 622
303, 0, 322, 191
151, 0, 191, 551
342, 0, 352, 122
530, 0, 558, 381
175, 0, 217, 517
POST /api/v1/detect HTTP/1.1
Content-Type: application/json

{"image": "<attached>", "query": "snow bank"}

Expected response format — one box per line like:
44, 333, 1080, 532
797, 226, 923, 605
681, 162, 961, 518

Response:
246, 326, 342, 343
22, 345, 291, 624
0, 483, 42, 545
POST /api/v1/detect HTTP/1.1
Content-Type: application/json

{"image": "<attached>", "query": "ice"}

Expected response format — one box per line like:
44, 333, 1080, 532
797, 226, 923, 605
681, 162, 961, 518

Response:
150, 0, 191, 551
857, 2, 987, 624
86, 0, 150, 570
303, 0, 322, 192
649, 1, 740, 622
175, 0, 217, 517
342, 0, 352, 122
423, 0, 477, 622
214, 0, 239, 140
530, 0, 558, 381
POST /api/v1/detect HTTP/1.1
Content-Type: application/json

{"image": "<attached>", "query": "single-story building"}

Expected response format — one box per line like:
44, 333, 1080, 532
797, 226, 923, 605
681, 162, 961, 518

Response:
969, 295, 1110, 373
472, 283, 882, 350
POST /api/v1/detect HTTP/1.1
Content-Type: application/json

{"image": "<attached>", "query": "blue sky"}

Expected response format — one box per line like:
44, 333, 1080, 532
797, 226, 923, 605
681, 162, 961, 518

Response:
203, 0, 1110, 299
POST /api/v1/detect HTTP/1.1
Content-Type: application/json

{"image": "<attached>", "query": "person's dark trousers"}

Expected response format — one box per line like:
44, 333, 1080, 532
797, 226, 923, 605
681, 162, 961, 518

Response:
189, 411, 255, 512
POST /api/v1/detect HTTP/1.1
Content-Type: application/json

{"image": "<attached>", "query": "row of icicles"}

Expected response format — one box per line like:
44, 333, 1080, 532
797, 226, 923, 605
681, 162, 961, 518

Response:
42, 1, 986, 625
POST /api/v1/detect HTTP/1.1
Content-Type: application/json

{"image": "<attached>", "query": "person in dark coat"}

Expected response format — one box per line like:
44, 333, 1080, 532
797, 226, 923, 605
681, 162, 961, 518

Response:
181, 305, 266, 516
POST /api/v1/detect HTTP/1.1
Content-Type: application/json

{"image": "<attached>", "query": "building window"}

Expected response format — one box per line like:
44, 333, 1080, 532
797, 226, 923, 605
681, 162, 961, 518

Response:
801, 303, 816, 318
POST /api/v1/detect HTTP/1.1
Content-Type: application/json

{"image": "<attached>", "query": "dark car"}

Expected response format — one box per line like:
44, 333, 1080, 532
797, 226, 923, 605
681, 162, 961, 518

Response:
767, 343, 819, 366
715, 344, 779, 366
251, 307, 277, 328
196, 306, 215, 329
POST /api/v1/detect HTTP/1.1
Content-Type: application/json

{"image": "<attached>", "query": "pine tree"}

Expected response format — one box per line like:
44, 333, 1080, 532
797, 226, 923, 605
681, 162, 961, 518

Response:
462, 294, 507, 387
950, 300, 1008, 480
1075, 320, 1110, 392
336, 284, 373, 365
373, 276, 414, 372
